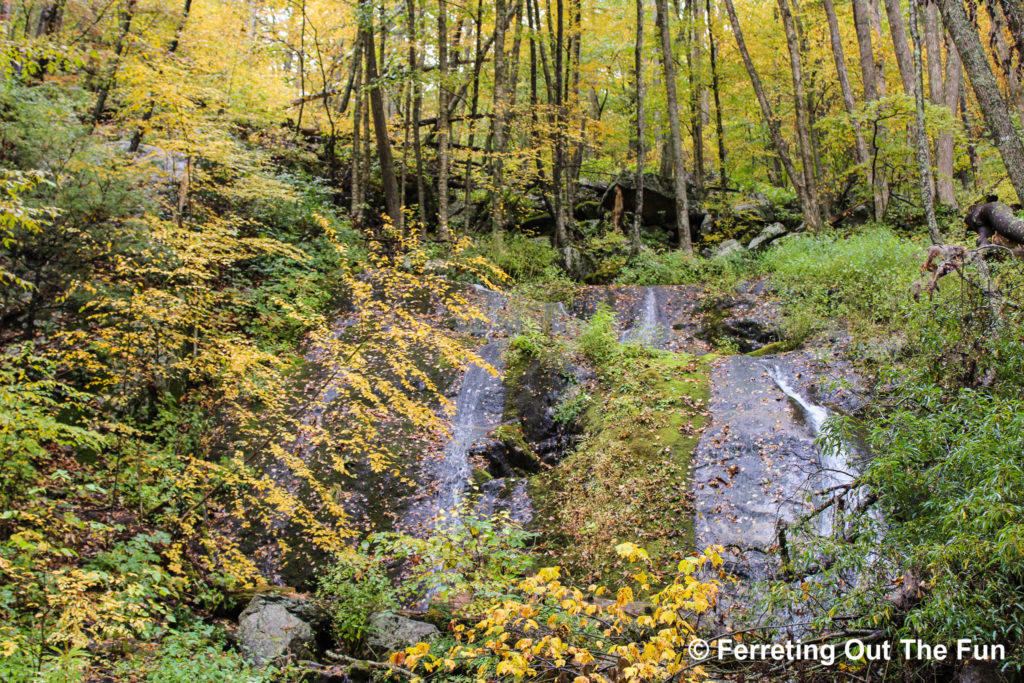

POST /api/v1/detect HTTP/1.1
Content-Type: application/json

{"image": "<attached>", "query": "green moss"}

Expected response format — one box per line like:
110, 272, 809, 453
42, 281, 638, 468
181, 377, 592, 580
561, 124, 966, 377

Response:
471, 468, 494, 486
529, 348, 711, 587
746, 339, 800, 356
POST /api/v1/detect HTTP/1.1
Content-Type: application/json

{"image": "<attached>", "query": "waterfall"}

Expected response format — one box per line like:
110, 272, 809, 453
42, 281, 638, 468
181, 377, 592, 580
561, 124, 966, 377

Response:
403, 287, 508, 533
766, 365, 856, 537
620, 286, 663, 347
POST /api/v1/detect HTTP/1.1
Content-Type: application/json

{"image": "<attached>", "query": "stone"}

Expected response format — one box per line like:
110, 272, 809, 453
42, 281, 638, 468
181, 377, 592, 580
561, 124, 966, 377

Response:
365, 612, 440, 654
699, 213, 715, 235
747, 222, 788, 251
237, 594, 325, 665
712, 239, 744, 259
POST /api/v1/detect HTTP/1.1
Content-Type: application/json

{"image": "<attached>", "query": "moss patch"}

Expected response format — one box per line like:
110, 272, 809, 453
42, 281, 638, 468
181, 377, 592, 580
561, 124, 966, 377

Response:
529, 349, 712, 586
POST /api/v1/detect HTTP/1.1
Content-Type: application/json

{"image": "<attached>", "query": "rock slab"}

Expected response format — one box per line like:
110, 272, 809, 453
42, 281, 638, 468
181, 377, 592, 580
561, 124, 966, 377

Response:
238, 594, 325, 665
366, 612, 440, 653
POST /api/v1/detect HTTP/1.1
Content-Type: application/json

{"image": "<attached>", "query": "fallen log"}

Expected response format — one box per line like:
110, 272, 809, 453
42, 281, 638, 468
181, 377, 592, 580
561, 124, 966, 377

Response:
964, 198, 1024, 246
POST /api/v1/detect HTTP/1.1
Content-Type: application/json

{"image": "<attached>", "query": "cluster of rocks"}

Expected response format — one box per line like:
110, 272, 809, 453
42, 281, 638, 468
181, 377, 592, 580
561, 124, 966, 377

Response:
235, 593, 439, 680
708, 222, 792, 259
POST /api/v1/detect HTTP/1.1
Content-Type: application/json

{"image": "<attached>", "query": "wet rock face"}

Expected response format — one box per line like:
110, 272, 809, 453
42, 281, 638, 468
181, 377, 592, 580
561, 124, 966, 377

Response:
365, 612, 440, 654
692, 355, 823, 579
237, 594, 326, 665
698, 293, 782, 352
480, 358, 592, 476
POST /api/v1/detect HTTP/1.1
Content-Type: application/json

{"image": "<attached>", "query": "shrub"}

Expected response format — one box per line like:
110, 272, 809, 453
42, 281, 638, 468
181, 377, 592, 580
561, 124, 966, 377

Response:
579, 306, 618, 365
316, 553, 397, 645
477, 233, 558, 282
616, 249, 760, 288
763, 226, 922, 333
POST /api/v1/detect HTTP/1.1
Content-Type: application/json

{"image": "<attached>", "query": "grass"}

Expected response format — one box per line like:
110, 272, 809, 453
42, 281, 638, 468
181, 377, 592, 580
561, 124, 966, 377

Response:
529, 346, 712, 586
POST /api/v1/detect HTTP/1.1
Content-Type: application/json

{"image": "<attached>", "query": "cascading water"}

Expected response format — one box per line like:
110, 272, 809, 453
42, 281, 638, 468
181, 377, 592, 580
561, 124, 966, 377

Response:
403, 287, 509, 533
765, 365, 856, 536
619, 286, 664, 347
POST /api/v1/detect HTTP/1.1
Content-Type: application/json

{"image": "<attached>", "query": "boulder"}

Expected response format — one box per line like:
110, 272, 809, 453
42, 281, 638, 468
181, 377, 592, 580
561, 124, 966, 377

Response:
237, 594, 326, 665
712, 239, 744, 259
365, 612, 440, 654
699, 213, 715, 235
747, 222, 788, 251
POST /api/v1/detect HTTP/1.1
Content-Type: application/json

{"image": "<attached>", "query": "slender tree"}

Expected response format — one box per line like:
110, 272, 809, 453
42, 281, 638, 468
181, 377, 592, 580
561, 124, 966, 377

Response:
908, 0, 940, 242
935, 0, 1024, 202
776, 0, 823, 229
632, 0, 645, 255
437, 0, 451, 240
722, 0, 817, 230
822, 0, 872, 191
654, 0, 692, 252
706, 0, 727, 187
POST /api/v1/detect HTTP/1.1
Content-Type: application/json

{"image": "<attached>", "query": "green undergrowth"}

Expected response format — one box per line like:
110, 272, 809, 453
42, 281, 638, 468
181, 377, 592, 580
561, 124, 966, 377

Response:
528, 309, 712, 586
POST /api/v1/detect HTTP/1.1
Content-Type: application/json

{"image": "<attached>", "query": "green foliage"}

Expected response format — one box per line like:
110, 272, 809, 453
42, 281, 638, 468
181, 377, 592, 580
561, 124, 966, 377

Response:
616, 249, 760, 288
316, 553, 397, 644
369, 511, 534, 607
578, 229, 631, 283
763, 226, 922, 337
113, 624, 277, 682
579, 306, 619, 365
475, 233, 558, 282
552, 388, 592, 426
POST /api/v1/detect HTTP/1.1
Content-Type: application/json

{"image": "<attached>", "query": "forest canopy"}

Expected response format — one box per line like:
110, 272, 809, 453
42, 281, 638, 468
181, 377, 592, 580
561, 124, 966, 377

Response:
4, 0, 1024, 680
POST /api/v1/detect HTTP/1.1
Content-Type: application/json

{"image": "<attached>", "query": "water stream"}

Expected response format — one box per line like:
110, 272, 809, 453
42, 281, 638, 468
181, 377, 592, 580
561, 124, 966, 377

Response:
765, 365, 857, 537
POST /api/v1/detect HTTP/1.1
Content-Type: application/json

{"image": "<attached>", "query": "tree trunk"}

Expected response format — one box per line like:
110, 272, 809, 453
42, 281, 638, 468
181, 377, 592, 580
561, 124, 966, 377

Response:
689, 0, 705, 199
966, 200, 1024, 244
491, 0, 510, 235
925, 1, 961, 209
90, 0, 135, 126
462, 0, 485, 232
935, 0, 1024, 202
723, 0, 814, 229
632, 0, 645, 254
654, 0, 693, 252
362, 12, 402, 227
908, 0, 940, 242
437, 0, 451, 240
822, 0, 871, 181
551, 0, 570, 251
706, 0, 727, 186
853, 0, 889, 219
351, 41, 364, 228
776, 0, 824, 230
883, 0, 917, 95
406, 0, 427, 233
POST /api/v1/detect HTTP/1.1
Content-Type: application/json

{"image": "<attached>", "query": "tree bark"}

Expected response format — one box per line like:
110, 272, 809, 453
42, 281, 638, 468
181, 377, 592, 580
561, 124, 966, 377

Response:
351, 40, 364, 228
491, 0, 510, 236
361, 10, 402, 228
723, 0, 815, 229
822, 0, 871, 181
925, 1, 961, 209
654, 0, 693, 252
706, 0, 728, 186
935, 0, 1024, 202
852, 0, 889, 219
908, 0, 940, 242
632, 0, 645, 254
551, 0, 570, 250
437, 0, 451, 240
883, 0, 917, 95
776, 0, 824, 230
966, 200, 1024, 244
689, 0, 705, 199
